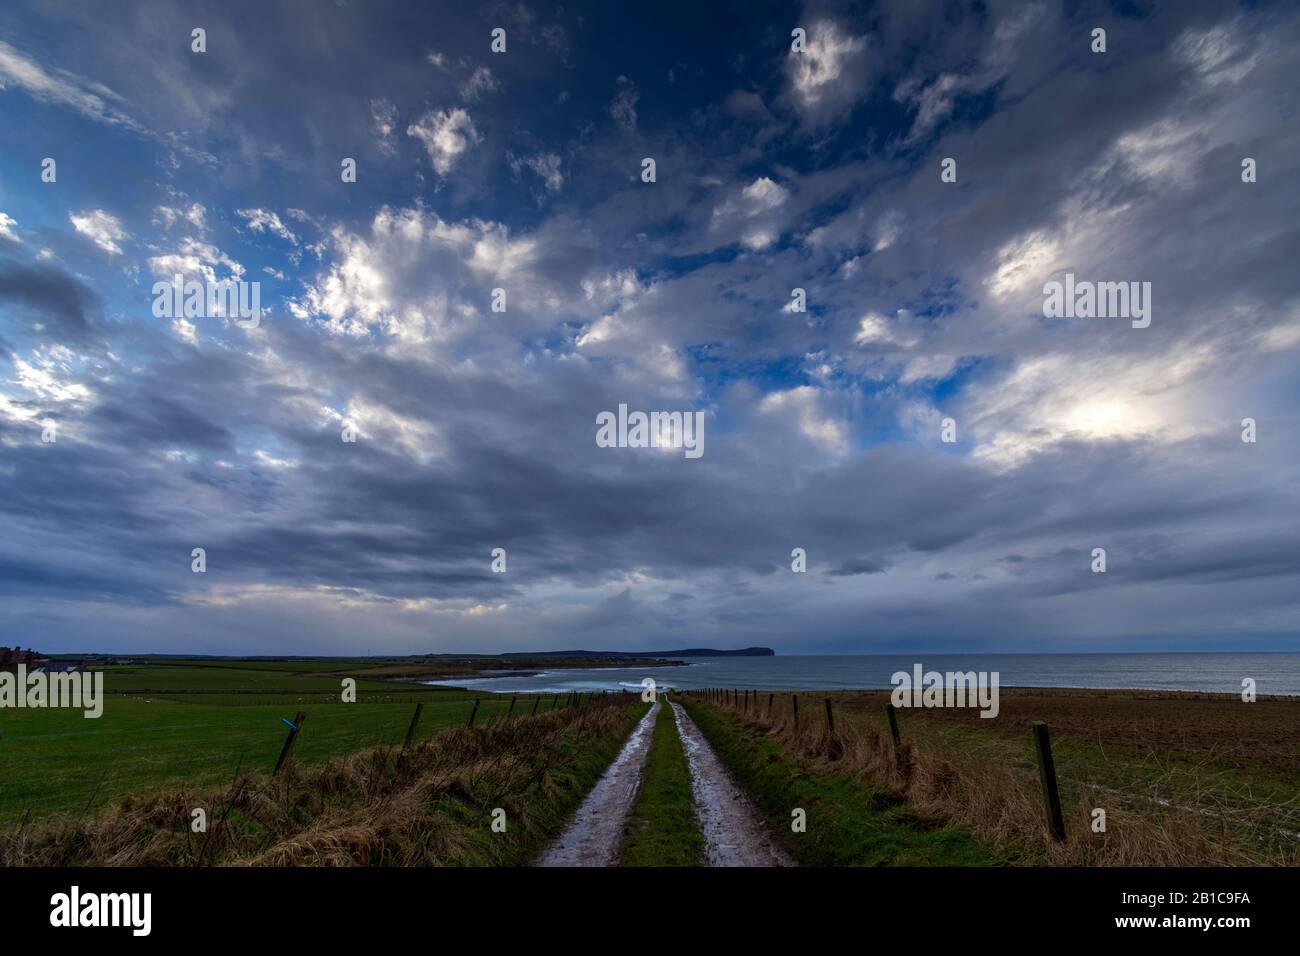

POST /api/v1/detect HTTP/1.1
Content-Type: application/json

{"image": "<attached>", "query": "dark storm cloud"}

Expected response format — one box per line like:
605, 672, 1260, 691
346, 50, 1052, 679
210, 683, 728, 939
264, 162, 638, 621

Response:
0, 258, 104, 350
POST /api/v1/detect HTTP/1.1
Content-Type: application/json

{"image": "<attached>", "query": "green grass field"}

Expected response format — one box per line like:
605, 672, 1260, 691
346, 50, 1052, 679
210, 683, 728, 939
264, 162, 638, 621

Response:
619, 703, 704, 866
0, 659, 545, 824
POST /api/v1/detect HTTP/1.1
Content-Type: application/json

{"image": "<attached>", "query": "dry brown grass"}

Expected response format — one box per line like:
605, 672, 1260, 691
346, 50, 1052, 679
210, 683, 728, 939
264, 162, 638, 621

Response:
0, 695, 642, 867
689, 691, 1297, 866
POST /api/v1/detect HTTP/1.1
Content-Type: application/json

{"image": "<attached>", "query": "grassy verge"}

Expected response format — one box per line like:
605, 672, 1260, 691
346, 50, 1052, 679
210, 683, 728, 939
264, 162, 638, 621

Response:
681, 699, 997, 866
1, 695, 647, 866
619, 703, 703, 867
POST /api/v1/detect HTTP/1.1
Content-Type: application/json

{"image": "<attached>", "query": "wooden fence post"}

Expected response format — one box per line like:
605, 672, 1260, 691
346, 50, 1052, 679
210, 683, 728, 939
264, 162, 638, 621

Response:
1032, 721, 1067, 841
272, 710, 306, 776
507, 697, 517, 720
885, 703, 901, 748
532, 696, 542, 715
791, 694, 799, 729
767, 693, 774, 718
401, 703, 424, 753
467, 698, 481, 727
824, 697, 834, 734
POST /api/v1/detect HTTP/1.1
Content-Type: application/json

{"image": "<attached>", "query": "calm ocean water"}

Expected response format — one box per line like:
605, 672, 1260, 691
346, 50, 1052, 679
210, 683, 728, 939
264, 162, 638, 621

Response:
424, 653, 1300, 697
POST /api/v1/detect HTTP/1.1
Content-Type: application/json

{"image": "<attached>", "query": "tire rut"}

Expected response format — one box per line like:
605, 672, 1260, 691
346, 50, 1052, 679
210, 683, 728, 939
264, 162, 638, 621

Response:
670, 702, 794, 867
536, 701, 660, 866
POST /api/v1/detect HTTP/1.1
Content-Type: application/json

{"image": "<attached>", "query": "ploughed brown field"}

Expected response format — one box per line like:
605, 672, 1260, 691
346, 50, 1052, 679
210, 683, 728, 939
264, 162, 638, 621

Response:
868, 687, 1300, 776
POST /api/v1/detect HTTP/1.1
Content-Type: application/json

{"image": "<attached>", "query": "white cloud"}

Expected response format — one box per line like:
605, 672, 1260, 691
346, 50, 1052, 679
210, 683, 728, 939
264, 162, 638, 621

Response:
170, 317, 198, 345
68, 209, 126, 255
370, 97, 398, 154
513, 152, 563, 192
460, 67, 498, 100
711, 177, 791, 249
786, 20, 870, 123
1113, 118, 1207, 183
609, 76, 639, 132
148, 237, 244, 285
853, 312, 916, 348
236, 208, 298, 244
10, 351, 92, 403
968, 348, 1218, 469
984, 231, 1061, 300
407, 108, 480, 175
253, 449, 297, 470
1175, 23, 1259, 86
0, 39, 143, 132
740, 176, 789, 211
294, 206, 538, 343
153, 203, 206, 231
893, 4, 1043, 143
0, 212, 19, 242
758, 386, 848, 452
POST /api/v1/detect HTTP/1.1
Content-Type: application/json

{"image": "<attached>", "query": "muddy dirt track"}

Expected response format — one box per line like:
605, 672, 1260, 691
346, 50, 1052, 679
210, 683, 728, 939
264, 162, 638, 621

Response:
537, 697, 792, 866
536, 701, 660, 866
670, 701, 793, 867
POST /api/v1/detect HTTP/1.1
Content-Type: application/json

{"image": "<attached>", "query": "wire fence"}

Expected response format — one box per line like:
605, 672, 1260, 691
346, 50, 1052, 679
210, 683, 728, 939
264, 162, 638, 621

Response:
682, 686, 1300, 864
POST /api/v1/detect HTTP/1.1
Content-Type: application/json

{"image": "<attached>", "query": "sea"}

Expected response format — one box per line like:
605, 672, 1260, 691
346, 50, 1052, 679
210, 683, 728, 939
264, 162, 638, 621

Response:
422, 652, 1300, 697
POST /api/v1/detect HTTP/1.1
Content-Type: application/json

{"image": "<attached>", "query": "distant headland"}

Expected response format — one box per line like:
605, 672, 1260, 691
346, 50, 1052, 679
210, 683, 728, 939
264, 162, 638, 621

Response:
468, 647, 776, 659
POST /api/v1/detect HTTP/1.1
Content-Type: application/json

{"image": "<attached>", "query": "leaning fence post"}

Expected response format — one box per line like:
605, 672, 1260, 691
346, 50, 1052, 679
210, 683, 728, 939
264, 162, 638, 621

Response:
401, 703, 424, 753
467, 698, 481, 727
507, 696, 517, 720
1032, 721, 1067, 841
532, 696, 542, 715
824, 697, 834, 734
273, 710, 306, 776
885, 702, 901, 749
791, 694, 799, 729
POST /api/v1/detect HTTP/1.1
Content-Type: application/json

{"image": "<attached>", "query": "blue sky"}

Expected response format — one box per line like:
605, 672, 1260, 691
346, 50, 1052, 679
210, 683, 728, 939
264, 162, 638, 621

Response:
1, 0, 1298, 655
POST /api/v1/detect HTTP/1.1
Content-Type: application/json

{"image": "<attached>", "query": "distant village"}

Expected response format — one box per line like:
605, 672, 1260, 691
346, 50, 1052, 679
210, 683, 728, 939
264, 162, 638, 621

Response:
0, 648, 84, 673
0, 648, 144, 672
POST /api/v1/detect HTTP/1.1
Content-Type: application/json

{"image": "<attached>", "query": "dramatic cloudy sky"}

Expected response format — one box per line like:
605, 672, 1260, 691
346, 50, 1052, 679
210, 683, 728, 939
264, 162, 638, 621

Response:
1, 1, 1297, 656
